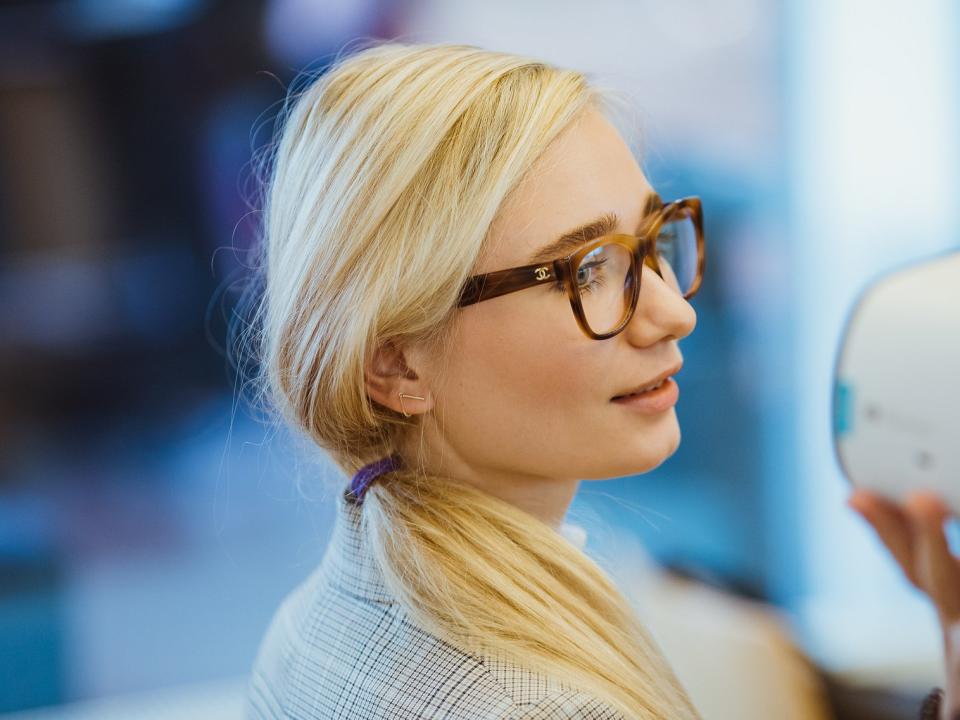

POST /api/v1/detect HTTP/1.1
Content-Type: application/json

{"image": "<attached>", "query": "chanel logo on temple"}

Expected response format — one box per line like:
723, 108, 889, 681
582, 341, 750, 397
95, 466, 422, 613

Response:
534, 267, 550, 281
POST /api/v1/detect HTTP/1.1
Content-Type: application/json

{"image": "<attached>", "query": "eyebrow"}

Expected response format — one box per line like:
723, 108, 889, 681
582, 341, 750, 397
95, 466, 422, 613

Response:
525, 192, 657, 265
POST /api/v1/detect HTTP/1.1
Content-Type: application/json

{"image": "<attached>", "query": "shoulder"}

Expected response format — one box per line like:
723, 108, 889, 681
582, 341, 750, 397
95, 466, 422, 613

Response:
244, 567, 509, 719
244, 569, 623, 719
478, 647, 624, 718
507, 688, 626, 719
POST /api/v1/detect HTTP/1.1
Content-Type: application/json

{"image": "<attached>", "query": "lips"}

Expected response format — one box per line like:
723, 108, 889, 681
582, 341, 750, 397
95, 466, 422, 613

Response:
611, 361, 683, 400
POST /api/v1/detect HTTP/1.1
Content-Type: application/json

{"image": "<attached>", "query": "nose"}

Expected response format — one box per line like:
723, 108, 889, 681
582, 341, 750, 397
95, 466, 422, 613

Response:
620, 263, 697, 346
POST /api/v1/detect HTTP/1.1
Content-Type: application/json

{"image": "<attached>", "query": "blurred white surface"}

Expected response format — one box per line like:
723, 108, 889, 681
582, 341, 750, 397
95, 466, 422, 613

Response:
403, 0, 779, 173
0, 677, 245, 720
599, 527, 836, 720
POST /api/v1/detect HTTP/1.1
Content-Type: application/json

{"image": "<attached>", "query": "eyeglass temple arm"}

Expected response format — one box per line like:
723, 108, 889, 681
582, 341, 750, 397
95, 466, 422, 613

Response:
456, 260, 562, 307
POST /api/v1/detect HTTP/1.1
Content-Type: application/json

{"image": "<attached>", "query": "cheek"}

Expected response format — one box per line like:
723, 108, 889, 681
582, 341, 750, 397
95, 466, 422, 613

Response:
436, 299, 678, 478
440, 298, 603, 440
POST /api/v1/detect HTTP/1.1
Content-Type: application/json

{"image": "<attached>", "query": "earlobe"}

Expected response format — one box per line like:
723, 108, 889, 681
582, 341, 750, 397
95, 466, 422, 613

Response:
396, 392, 426, 418
363, 340, 433, 417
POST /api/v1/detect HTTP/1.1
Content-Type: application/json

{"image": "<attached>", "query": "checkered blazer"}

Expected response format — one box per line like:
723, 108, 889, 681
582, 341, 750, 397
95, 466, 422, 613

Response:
244, 485, 626, 719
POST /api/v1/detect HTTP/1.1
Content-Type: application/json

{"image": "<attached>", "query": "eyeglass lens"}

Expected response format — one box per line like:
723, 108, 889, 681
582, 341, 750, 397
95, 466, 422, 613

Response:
576, 210, 698, 335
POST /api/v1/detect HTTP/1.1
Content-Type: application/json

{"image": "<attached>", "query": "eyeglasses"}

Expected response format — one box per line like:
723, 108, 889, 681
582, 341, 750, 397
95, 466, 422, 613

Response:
456, 194, 705, 340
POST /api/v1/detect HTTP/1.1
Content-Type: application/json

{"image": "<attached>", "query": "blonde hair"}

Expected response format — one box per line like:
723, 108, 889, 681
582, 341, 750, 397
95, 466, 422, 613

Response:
236, 40, 701, 719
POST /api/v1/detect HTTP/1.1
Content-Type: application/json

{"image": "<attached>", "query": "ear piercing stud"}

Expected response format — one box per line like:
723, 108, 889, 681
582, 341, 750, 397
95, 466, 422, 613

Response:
397, 392, 425, 417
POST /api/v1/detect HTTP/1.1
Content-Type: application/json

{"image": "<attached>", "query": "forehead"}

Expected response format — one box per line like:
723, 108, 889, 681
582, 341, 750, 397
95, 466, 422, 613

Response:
479, 107, 653, 273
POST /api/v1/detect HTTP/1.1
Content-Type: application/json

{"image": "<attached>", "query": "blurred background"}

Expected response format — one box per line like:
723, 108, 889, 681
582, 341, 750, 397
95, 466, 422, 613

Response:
0, 0, 957, 718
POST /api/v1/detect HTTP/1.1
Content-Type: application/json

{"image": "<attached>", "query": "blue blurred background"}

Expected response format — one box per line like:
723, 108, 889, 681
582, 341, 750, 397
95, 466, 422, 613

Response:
0, 0, 957, 717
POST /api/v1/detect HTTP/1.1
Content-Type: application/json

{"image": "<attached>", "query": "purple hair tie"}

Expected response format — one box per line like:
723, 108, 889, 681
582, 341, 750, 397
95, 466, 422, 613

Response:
345, 454, 403, 505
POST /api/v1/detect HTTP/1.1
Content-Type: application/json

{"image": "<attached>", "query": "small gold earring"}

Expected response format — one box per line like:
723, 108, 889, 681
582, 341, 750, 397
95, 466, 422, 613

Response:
397, 392, 425, 417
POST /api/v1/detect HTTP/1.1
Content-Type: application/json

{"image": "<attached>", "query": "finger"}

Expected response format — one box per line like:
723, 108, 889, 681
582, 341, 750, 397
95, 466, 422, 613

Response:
847, 491, 921, 589
904, 493, 960, 623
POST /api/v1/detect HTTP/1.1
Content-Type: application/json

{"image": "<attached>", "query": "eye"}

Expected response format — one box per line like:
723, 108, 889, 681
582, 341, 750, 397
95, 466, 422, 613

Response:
576, 259, 608, 295
549, 257, 609, 294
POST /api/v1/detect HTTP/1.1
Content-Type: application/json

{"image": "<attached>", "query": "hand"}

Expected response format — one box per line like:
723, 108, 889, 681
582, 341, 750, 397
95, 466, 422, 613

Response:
847, 489, 960, 720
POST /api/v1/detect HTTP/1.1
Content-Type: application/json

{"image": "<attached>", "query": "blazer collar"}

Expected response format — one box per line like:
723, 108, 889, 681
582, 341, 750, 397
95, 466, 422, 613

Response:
324, 482, 589, 605
323, 487, 398, 605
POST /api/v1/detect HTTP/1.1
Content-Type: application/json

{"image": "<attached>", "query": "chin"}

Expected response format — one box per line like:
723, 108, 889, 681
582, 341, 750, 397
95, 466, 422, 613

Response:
587, 447, 677, 480
621, 423, 681, 476
578, 416, 682, 479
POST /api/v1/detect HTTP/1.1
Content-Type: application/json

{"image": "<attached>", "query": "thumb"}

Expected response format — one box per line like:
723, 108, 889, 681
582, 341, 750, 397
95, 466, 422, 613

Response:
906, 493, 960, 624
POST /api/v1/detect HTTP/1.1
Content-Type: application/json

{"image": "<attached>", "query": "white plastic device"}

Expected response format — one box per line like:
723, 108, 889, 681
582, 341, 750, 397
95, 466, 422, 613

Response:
832, 249, 960, 513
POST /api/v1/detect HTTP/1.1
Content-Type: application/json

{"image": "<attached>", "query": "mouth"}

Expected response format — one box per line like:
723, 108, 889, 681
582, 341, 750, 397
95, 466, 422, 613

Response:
611, 361, 683, 400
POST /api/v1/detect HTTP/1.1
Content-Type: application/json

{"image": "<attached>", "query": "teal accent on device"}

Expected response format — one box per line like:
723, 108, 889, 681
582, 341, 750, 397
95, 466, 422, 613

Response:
833, 380, 853, 438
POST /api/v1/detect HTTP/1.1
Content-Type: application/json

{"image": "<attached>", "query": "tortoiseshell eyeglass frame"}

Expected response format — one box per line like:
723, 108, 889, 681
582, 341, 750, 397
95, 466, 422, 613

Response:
456, 194, 705, 340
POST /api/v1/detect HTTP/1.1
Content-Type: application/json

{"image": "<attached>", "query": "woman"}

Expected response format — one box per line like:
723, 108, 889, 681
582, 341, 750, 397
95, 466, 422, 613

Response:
240, 41, 957, 719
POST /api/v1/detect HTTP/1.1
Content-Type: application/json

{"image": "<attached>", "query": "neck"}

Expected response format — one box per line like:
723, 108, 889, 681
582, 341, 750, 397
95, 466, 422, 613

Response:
396, 435, 580, 530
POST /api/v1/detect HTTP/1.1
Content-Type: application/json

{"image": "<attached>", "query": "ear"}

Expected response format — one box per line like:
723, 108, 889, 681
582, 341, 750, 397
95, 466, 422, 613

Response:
364, 340, 434, 417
